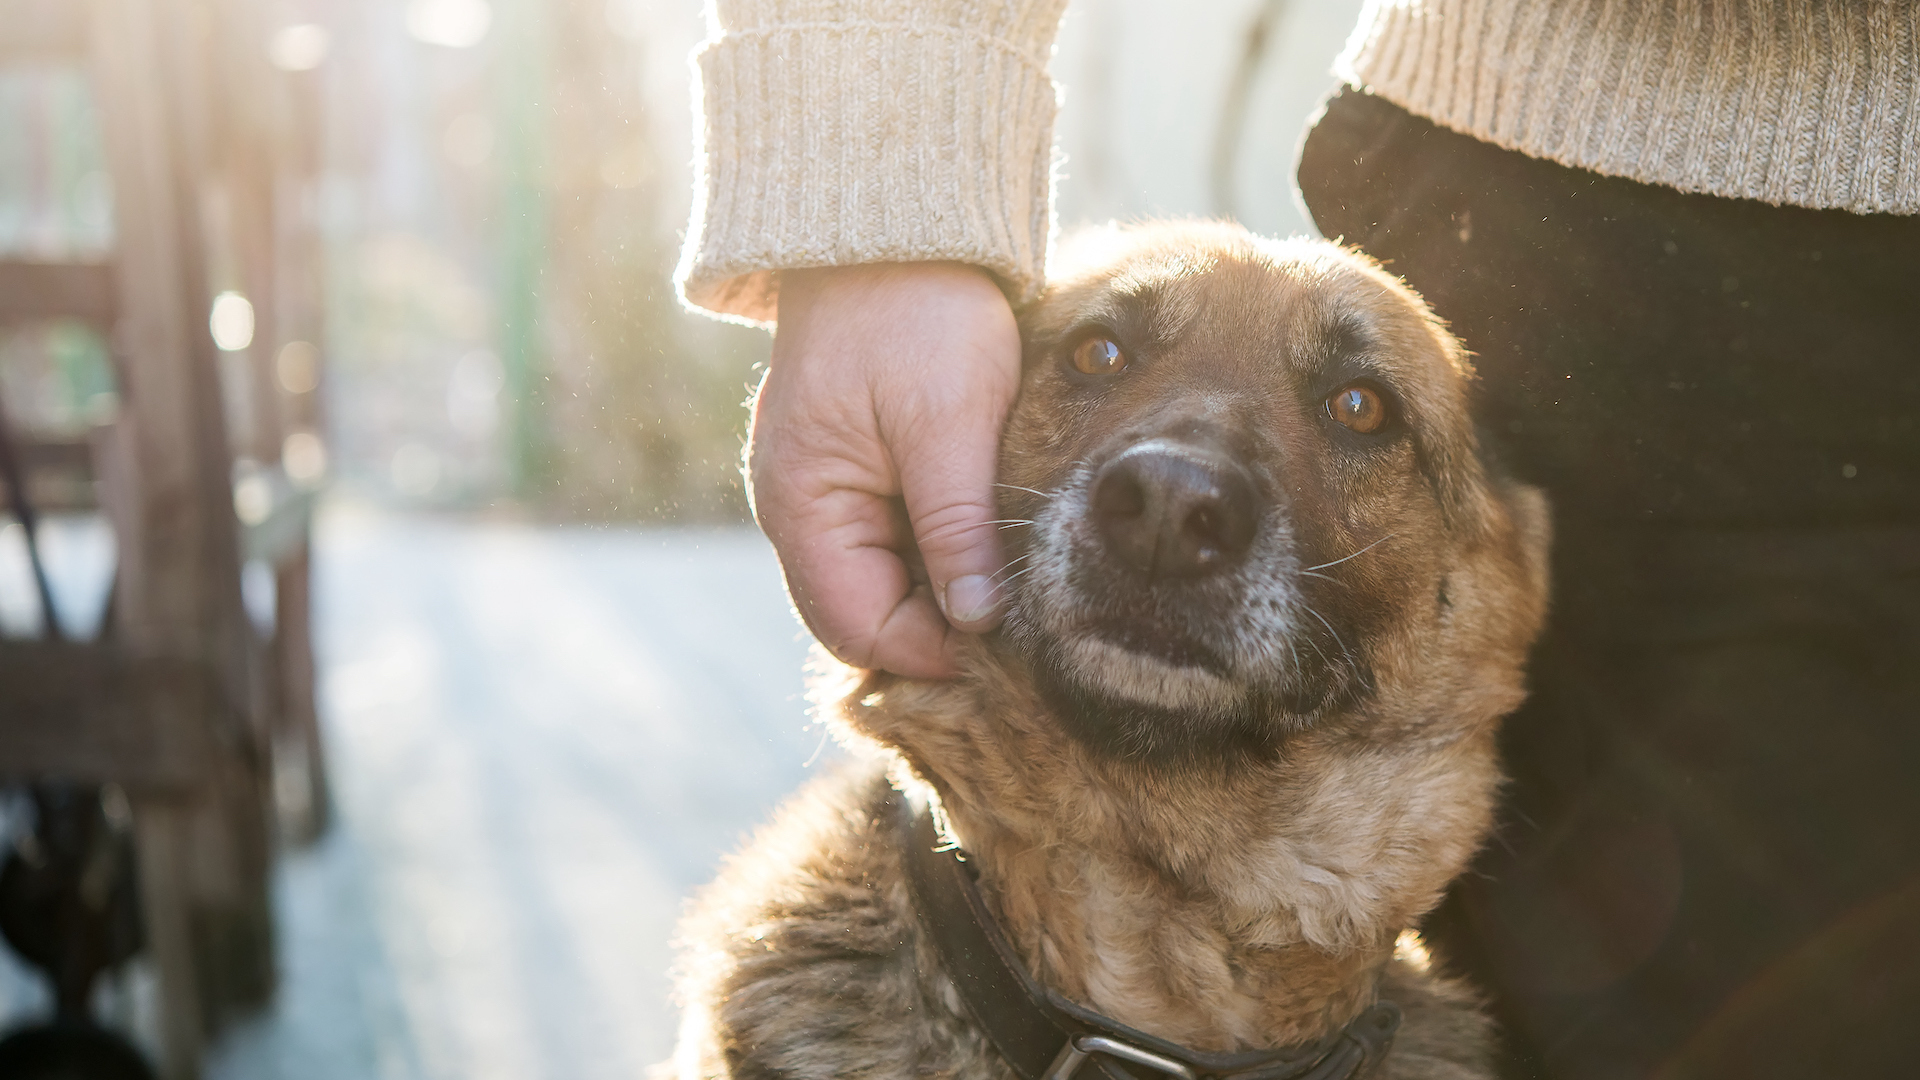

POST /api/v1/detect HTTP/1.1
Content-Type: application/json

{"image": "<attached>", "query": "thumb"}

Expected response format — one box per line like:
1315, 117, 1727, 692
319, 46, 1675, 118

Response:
895, 410, 1012, 632
868, 261, 1022, 637
887, 326, 1021, 633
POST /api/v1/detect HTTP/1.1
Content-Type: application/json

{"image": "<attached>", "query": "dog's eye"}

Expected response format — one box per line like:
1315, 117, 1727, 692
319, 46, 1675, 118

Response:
1071, 337, 1127, 375
1327, 384, 1389, 434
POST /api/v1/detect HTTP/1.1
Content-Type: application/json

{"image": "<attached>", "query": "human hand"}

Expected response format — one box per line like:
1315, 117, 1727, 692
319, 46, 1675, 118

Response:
748, 262, 1022, 679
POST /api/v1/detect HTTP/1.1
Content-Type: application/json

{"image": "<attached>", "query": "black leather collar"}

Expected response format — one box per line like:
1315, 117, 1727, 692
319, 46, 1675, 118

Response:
898, 792, 1401, 1080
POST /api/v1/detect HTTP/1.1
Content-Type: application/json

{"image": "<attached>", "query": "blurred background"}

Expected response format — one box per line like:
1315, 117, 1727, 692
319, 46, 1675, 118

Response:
0, 0, 1363, 1077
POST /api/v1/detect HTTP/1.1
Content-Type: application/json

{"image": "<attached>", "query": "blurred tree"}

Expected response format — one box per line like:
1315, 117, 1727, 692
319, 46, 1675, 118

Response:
519, 0, 766, 521
321, 0, 765, 521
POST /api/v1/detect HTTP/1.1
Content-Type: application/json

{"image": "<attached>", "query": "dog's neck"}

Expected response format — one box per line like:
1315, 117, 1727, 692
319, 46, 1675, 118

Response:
835, 646, 1503, 1053
927, 769, 1393, 1052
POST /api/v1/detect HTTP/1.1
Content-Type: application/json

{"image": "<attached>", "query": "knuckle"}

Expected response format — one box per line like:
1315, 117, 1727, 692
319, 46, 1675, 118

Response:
788, 591, 879, 669
819, 633, 879, 670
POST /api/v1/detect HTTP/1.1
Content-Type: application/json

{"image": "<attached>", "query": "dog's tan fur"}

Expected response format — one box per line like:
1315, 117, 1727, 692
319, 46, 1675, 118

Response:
671, 223, 1551, 1080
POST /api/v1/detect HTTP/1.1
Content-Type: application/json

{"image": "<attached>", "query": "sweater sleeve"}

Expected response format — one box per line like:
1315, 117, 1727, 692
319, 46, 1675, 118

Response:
676, 0, 1070, 325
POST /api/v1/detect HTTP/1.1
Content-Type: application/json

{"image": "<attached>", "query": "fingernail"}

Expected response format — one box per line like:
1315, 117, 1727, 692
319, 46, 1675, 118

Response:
943, 575, 1001, 625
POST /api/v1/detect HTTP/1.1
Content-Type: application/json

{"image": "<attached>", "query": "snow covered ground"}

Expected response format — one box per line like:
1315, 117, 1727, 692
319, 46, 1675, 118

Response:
206, 507, 828, 1079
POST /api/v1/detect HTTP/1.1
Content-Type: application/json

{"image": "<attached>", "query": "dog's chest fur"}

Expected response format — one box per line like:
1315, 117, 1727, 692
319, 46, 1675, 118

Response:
671, 764, 1497, 1080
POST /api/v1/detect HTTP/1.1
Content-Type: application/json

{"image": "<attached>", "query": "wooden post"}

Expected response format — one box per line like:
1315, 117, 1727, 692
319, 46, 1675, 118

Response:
273, 539, 329, 840
86, 0, 277, 1073
130, 808, 202, 1079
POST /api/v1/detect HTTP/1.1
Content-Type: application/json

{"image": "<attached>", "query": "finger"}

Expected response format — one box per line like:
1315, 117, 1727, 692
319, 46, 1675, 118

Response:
745, 359, 933, 672
767, 486, 960, 678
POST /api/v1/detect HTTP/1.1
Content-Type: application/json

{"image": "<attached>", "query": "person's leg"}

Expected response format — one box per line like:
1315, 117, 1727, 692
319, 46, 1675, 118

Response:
1299, 87, 1920, 1080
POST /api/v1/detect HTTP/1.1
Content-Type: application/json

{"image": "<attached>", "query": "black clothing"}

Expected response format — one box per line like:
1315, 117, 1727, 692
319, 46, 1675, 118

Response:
1299, 87, 1920, 1080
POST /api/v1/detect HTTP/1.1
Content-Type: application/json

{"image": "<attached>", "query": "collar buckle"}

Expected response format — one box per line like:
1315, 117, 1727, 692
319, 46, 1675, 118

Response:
1047, 1035, 1199, 1080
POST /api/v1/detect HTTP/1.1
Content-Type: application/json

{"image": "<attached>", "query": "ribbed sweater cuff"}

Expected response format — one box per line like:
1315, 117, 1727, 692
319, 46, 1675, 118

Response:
678, 22, 1061, 325
1339, 0, 1920, 215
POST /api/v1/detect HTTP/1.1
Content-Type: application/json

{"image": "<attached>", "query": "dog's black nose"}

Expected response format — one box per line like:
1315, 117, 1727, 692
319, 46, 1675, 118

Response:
1091, 445, 1257, 579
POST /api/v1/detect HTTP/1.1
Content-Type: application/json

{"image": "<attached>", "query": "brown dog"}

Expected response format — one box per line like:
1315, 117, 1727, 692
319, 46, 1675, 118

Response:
669, 222, 1551, 1080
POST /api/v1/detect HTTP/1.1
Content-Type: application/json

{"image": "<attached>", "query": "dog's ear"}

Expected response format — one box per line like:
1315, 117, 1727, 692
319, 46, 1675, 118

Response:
1491, 476, 1553, 632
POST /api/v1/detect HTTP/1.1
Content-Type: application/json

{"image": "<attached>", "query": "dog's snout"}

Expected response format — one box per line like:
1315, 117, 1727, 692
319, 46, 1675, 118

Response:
1091, 446, 1257, 579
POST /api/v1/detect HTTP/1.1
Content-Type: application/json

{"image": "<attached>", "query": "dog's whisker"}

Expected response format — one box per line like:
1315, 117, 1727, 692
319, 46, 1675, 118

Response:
1302, 532, 1399, 573
986, 553, 1033, 584
1298, 570, 1347, 586
997, 564, 1040, 588
994, 483, 1055, 500
1298, 627, 1334, 670
1303, 603, 1357, 671
985, 519, 1036, 529
800, 724, 832, 768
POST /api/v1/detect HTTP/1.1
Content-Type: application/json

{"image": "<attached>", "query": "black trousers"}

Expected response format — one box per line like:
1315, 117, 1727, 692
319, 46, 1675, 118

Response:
1299, 88, 1920, 1080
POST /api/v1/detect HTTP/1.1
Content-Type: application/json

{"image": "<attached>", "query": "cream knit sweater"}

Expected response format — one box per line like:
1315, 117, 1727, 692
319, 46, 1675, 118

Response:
679, 0, 1920, 324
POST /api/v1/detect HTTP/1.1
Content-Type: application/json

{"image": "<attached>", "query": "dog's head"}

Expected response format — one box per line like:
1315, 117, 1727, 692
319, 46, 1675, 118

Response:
993, 222, 1549, 761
